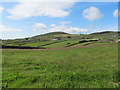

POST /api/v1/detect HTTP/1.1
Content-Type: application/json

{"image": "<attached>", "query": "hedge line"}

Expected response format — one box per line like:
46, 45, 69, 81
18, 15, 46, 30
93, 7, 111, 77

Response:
1, 45, 46, 49
66, 40, 98, 47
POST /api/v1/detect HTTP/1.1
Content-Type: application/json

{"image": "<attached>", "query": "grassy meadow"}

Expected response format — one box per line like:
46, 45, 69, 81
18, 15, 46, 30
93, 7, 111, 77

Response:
2, 42, 118, 88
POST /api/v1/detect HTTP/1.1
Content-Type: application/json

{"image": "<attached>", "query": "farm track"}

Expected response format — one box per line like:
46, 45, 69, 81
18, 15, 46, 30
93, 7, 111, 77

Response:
2, 43, 118, 51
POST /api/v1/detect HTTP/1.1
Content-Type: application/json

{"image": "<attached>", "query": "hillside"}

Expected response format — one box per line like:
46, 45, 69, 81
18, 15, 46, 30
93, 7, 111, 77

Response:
1, 31, 119, 49
41, 32, 69, 35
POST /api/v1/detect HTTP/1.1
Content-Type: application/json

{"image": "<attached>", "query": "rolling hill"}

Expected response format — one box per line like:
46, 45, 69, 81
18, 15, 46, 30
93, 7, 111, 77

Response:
1, 31, 119, 49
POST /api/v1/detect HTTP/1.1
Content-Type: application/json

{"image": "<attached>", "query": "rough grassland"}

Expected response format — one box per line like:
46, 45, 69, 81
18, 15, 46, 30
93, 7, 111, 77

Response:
2, 43, 118, 88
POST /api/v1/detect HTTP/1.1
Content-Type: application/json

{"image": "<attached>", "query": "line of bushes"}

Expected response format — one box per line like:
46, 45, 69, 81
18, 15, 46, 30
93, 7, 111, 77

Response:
66, 40, 98, 47
1, 45, 46, 49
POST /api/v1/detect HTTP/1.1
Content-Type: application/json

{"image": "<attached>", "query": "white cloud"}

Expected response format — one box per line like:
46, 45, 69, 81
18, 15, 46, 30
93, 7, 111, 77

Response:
32, 23, 48, 31
18, 0, 80, 2
2, 0, 119, 2
0, 7, 4, 13
50, 26, 88, 33
83, 7, 103, 21
113, 9, 118, 17
91, 25, 118, 33
7, 1, 76, 20
32, 23, 88, 34
0, 25, 22, 32
60, 21, 70, 25
50, 24, 56, 27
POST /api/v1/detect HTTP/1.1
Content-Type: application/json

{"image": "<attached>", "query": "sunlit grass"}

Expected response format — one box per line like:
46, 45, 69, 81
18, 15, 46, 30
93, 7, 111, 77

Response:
2, 43, 118, 88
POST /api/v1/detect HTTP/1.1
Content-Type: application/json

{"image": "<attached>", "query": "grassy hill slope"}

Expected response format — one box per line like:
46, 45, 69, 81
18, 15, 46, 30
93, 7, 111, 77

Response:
2, 31, 119, 49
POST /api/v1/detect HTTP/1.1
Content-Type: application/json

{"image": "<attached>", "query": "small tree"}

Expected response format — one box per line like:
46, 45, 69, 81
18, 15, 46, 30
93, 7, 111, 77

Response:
66, 42, 70, 45
25, 38, 29, 40
67, 36, 71, 38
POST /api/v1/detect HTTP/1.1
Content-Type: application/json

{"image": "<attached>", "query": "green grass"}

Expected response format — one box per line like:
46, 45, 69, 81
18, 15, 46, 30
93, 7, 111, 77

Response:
71, 42, 112, 47
22, 38, 81, 48
2, 43, 118, 88
21, 40, 67, 47
44, 40, 79, 48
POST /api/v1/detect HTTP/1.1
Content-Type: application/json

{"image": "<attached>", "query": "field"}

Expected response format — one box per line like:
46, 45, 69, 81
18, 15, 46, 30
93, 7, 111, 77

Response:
2, 42, 118, 88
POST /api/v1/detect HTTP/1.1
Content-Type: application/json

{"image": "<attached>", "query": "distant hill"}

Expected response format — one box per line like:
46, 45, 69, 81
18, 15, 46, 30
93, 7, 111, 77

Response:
30, 32, 72, 41
34, 32, 69, 37
91, 31, 118, 35
2, 31, 119, 49
41, 32, 69, 36
2, 31, 118, 42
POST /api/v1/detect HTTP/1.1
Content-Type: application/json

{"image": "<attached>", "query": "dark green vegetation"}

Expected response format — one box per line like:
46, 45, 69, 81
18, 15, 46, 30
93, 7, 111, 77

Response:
2, 31, 119, 88
2, 43, 118, 88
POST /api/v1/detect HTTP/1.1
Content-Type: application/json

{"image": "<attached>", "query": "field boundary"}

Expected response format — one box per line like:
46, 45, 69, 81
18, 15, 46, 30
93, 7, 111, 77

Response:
2, 43, 117, 50
1, 45, 46, 49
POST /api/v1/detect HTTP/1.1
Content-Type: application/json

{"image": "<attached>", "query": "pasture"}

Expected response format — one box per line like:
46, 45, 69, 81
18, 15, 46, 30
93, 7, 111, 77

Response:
2, 42, 118, 88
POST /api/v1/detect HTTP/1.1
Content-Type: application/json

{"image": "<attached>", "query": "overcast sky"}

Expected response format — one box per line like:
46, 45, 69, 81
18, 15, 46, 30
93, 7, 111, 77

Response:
0, 0, 118, 39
